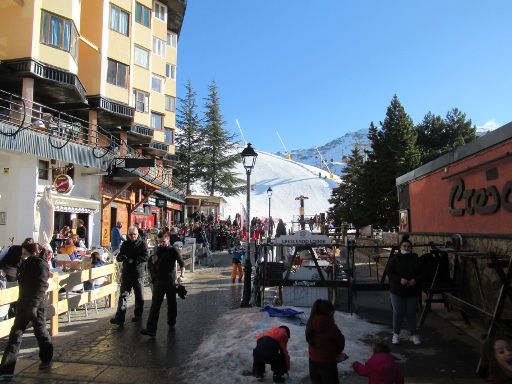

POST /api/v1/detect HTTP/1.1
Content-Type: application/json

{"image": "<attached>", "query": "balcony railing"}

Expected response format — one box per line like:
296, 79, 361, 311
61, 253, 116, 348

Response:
88, 96, 134, 118
130, 124, 154, 138
0, 88, 185, 196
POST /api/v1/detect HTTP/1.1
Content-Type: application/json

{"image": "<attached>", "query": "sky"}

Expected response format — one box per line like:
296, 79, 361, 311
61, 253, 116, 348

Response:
177, 1, 512, 153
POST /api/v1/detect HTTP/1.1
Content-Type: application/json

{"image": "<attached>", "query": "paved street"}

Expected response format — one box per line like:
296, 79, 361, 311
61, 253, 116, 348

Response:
0, 250, 485, 383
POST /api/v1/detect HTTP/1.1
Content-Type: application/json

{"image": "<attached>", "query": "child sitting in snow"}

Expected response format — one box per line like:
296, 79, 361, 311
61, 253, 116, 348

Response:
352, 342, 404, 384
252, 325, 291, 383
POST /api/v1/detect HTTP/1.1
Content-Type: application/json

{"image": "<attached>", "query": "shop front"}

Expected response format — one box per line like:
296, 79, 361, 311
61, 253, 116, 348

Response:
186, 195, 227, 222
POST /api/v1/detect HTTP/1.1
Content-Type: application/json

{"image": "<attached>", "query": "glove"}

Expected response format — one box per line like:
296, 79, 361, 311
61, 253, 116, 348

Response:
176, 283, 187, 299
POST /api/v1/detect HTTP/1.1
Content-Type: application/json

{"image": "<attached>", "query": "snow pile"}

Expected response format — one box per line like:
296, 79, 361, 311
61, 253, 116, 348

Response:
172, 307, 402, 383
216, 150, 341, 224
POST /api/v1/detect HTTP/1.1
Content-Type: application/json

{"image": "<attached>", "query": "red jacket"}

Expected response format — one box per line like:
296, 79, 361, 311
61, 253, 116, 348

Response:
307, 315, 345, 363
257, 327, 290, 370
352, 353, 404, 384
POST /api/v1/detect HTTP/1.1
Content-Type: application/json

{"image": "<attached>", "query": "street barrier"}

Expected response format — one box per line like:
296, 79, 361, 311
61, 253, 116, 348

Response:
0, 263, 118, 338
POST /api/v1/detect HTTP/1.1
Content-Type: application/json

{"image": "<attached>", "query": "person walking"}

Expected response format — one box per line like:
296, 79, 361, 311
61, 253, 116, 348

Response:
110, 221, 126, 252
388, 239, 422, 346
0, 243, 53, 380
0, 238, 33, 282
110, 226, 149, 326
141, 232, 185, 336
306, 299, 346, 384
230, 243, 244, 284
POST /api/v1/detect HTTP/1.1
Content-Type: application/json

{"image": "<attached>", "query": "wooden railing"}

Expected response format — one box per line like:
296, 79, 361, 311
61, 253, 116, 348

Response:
0, 263, 118, 338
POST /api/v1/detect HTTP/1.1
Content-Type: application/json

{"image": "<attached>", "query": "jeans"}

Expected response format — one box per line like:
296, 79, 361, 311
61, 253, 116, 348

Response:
114, 277, 144, 323
0, 306, 53, 375
146, 279, 177, 333
390, 292, 418, 335
309, 360, 339, 384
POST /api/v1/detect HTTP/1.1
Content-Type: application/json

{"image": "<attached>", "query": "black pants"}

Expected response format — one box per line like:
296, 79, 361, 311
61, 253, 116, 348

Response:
0, 306, 53, 375
309, 360, 339, 384
253, 337, 287, 377
146, 279, 177, 333
114, 277, 144, 323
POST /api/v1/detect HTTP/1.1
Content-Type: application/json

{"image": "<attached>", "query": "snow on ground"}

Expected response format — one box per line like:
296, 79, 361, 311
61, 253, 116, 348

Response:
215, 150, 342, 224
175, 307, 403, 384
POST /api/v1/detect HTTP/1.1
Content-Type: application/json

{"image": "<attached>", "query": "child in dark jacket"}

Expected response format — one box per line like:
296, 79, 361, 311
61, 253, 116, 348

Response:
481, 336, 512, 383
229, 243, 244, 283
252, 325, 291, 383
306, 299, 346, 384
352, 342, 404, 384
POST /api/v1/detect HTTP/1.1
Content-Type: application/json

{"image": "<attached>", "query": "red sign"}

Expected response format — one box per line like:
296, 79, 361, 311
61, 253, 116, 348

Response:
54, 174, 73, 194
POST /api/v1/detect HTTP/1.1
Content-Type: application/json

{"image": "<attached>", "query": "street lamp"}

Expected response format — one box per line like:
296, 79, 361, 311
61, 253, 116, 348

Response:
295, 195, 309, 230
266, 187, 272, 240
240, 143, 257, 308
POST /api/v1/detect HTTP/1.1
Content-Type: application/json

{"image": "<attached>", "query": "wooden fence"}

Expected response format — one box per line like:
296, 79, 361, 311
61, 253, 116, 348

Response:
0, 263, 118, 338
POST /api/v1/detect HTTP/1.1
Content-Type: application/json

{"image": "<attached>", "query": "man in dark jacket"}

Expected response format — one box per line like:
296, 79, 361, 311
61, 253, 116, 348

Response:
0, 243, 53, 379
275, 219, 287, 238
0, 238, 34, 282
141, 232, 185, 336
110, 226, 149, 326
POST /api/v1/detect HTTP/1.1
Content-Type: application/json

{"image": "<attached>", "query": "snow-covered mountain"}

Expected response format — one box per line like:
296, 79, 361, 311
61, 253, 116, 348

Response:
276, 128, 369, 175
192, 150, 341, 224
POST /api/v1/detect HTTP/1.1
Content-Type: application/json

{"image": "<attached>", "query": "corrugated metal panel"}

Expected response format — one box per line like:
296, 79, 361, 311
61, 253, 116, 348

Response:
0, 123, 111, 170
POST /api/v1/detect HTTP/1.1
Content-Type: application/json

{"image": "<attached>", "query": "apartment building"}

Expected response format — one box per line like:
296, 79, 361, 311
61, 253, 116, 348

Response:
0, 0, 186, 247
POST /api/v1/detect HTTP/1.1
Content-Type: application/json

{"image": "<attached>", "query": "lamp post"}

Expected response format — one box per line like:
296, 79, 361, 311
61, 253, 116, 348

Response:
295, 195, 309, 230
267, 187, 272, 240
240, 143, 257, 308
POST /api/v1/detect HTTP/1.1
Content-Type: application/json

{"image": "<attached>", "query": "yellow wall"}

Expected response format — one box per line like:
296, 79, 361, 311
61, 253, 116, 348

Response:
105, 83, 129, 104
0, 0, 35, 60
153, 130, 164, 142
166, 46, 177, 65
164, 77, 176, 96
110, 0, 132, 12
164, 111, 175, 128
151, 91, 165, 113
107, 30, 131, 64
132, 66, 150, 91
134, 111, 150, 126
133, 23, 151, 50
152, 14, 167, 40
151, 54, 166, 77
167, 144, 175, 154
78, 0, 104, 95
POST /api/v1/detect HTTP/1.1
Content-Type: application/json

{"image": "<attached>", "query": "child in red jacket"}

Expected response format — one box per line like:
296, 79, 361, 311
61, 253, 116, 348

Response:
252, 325, 291, 383
352, 342, 404, 384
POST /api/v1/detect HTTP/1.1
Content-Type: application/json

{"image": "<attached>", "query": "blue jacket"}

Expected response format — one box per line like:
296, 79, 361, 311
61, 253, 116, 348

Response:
231, 248, 244, 263
110, 227, 126, 250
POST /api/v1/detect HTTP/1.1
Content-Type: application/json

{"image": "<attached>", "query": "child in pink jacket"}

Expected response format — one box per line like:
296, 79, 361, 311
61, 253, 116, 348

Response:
352, 342, 404, 384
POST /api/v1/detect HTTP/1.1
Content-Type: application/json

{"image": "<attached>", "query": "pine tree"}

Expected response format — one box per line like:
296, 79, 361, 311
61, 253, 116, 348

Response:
328, 147, 367, 233
174, 80, 203, 195
416, 108, 476, 164
365, 95, 420, 228
200, 80, 244, 196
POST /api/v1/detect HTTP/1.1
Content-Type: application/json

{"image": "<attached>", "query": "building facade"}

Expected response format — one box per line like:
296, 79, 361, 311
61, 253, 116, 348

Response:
0, 0, 186, 247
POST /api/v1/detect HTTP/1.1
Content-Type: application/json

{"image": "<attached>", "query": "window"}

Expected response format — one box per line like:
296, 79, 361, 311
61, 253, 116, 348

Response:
107, 59, 128, 88
167, 32, 177, 48
164, 129, 173, 144
135, 2, 151, 27
40, 11, 79, 61
166, 63, 176, 80
110, 5, 129, 36
38, 160, 49, 180
134, 46, 150, 68
153, 37, 166, 57
151, 112, 163, 130
165, 95, 176, 112
154, 1, 167, 22
151, 75, 164, 93
133, 89, 149, 112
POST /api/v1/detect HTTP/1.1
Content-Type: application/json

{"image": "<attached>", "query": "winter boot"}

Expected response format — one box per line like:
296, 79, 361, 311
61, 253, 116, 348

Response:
273, 373, 285, 383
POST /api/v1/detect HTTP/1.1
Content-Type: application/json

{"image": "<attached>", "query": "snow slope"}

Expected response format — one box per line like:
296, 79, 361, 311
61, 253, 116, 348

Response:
211, 150, 341, 223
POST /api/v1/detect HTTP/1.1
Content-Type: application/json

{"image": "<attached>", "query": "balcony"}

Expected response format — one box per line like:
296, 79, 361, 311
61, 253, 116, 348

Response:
141, 140, 169, 156
0, 58, 87, 103
87, 95, 134, 129
124, 124, 154, 145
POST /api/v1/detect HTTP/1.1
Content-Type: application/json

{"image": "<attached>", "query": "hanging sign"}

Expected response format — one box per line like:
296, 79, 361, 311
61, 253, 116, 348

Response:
54, 174, 73, 194
275, 230, 331, 246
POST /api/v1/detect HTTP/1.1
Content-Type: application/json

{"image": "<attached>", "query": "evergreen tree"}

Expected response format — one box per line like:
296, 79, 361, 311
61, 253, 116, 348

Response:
365, 95, 420, 228
416, 108, 476, 164
174, 80, 202, 195
200, 80, 244, 196
328, 147, 367, 233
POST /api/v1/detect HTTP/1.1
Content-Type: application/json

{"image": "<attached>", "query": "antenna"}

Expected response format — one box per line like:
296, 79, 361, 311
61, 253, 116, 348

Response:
315, 147, 334, 179
235, 119, 247, 146
276, 131, 291, 160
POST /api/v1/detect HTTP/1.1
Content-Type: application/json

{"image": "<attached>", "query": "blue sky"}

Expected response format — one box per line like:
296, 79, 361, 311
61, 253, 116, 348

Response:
177, 1, 512, 153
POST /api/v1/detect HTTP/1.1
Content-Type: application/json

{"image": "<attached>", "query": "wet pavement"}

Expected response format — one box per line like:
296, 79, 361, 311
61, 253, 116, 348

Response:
0, 249, 486, 383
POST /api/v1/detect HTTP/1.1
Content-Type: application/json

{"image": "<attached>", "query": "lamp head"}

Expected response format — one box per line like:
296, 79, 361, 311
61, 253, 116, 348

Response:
241, 143, 257, 172
267, 186, 272, 197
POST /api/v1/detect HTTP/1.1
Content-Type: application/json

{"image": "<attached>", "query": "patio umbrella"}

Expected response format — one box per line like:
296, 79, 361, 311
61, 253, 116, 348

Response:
38, 185, 54, 248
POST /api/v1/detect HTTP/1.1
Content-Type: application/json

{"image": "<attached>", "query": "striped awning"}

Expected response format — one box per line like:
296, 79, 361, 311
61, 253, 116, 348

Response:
54, 206, 96, 214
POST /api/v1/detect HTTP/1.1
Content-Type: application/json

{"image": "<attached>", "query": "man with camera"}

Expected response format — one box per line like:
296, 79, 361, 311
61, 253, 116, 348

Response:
141, 232, 185, 336
110, 226, 148, 326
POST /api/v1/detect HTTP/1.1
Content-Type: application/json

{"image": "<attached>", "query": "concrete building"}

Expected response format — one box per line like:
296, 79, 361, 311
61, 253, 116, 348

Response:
0, 0, 186, 248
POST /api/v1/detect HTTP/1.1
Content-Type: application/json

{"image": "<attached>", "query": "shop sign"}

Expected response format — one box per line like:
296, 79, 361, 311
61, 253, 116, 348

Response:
156, 198, 167, 208
54, 174, 73, 194
449, 177, 512, 216
148, 197, 156, 206
201, 201, 219, 207
169, 203, 182, 210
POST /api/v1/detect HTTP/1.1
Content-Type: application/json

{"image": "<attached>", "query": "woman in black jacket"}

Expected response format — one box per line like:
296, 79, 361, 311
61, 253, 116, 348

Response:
388, 239, 422, 346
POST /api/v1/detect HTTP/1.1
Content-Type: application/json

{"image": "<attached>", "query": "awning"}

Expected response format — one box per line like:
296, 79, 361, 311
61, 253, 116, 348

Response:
52, 195, 100, 213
